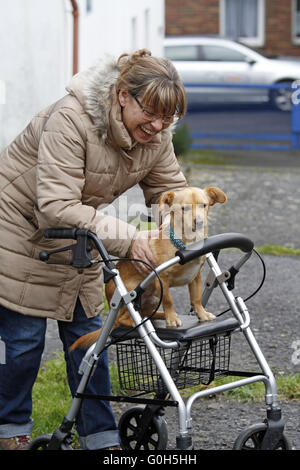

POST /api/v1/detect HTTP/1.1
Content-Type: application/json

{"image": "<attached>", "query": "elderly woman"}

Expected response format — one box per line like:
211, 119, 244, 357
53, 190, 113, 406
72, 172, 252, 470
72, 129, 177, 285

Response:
0, 49, 187, 450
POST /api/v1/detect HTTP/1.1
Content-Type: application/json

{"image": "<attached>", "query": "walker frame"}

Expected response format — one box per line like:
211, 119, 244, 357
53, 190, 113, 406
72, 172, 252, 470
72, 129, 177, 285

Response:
28, 228, 290, 450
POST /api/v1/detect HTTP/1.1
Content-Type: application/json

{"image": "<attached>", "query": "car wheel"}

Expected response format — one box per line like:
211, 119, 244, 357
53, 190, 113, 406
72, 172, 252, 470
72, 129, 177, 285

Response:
270, 80, 293, 111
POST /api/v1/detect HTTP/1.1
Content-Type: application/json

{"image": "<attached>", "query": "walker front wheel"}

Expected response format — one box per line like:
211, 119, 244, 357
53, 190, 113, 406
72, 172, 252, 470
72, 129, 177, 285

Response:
233, 423, 291, 450
27, 433, 73, 450
118, 406, 168, 450
27, 434, 52, 450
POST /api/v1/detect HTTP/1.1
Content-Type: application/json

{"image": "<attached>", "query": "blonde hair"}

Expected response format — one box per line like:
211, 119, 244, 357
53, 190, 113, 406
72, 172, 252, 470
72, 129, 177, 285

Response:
116, 49, 187, 118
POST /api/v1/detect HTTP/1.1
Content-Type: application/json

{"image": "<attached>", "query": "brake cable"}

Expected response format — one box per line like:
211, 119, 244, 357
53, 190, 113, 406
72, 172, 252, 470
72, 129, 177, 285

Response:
216, 248, 266, 317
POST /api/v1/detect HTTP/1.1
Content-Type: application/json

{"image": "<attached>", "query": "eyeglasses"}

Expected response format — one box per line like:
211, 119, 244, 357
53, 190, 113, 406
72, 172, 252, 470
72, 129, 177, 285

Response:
130, 94, 175, 124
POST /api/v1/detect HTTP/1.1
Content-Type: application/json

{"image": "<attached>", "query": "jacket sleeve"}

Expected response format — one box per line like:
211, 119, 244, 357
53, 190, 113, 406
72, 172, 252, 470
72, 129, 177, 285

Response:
139, 130, 187, 207
36, 107, 136, 257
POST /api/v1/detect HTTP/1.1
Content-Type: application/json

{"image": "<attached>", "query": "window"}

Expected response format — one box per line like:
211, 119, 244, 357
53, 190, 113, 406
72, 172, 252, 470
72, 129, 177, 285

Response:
144, 9, 150, 48
131, 17, 137, 51
164, 45, 199, 61
201, 45, 247, 62
0, 79, 5, 105
220, 0, 265, 47
86, 0, 92, 13
292, 0, 300, 44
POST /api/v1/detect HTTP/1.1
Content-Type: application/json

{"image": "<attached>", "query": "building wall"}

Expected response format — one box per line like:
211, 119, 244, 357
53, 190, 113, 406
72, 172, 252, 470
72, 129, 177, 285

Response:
264, 1, 297, 57
0, 0, 69, 150
0, 0, 164, 150
166, 0, 219, 36
77, 0, 165, 70
165, 0, 300, 58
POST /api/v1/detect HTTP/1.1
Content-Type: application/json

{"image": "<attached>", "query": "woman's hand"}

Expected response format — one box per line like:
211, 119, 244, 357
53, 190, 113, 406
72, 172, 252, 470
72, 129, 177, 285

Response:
129, 229, 159, 276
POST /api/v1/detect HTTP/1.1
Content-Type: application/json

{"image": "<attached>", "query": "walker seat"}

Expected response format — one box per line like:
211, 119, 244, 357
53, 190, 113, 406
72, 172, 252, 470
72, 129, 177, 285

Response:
111, 315, 239, 341
111, 316, 239, 394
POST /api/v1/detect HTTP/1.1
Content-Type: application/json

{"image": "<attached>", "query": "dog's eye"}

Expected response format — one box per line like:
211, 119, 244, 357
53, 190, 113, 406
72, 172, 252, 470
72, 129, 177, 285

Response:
203, 204, 207, 209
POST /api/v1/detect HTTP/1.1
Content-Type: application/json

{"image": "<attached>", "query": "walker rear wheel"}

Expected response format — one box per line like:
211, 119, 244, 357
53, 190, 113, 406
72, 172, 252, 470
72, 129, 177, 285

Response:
118, 406, 168, 450
233, 423, 291, 450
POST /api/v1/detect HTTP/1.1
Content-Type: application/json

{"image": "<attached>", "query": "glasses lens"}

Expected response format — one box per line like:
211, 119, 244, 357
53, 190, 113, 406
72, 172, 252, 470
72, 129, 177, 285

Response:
162, 116, 174, 124
133, 94, 175, 124
143, 109, 157, 120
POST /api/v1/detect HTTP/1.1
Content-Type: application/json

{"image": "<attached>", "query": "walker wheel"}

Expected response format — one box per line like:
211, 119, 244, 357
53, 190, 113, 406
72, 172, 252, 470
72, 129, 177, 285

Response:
118, 406, 168, 450
233, 423, 291, 450
27, 433, 73, 450
27, 434, 52, 450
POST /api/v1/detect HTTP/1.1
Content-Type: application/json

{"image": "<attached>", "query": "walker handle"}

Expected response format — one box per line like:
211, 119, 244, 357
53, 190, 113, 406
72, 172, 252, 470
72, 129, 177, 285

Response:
42, 228, 116, 271
176, 233, 254, 265
44, 228, 78, 239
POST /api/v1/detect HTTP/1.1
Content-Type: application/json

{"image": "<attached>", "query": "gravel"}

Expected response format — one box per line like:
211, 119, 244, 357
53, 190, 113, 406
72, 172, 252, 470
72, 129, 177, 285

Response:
44, 155, 300, 450
110, 399, 299, 450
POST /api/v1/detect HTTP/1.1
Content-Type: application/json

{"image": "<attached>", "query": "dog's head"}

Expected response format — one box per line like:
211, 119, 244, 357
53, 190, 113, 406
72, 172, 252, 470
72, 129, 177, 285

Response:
159, 186, 227, 243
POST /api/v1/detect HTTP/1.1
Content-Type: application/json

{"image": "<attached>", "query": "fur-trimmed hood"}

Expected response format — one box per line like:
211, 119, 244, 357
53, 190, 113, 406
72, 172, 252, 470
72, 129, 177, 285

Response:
66, 57, 120, 141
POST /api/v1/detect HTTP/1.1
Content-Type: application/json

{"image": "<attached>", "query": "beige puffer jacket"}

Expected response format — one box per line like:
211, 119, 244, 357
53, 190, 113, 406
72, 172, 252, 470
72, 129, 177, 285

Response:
0, 58, 187, 321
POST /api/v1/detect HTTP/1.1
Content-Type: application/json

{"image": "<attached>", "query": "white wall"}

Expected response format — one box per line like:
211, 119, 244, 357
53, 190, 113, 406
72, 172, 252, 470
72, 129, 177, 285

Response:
0, 0, 165, 150
0, 0, 71, 150
77, 0, 165, 70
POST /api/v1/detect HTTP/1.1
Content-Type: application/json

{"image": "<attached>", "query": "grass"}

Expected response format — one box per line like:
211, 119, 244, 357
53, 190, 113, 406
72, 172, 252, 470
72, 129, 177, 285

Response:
179, 149, 230, 166
257, 244, 300, 256
31, 351, 300, 438
128, 215, 157, 232
31, 352, 72, 438
179, 373, 300, 402
208, 373, 300, 402
31, 352, 122, 439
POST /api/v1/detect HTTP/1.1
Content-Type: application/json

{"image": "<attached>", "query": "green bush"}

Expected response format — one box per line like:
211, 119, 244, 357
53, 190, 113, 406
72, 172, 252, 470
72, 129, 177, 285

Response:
172, 123, 193, 156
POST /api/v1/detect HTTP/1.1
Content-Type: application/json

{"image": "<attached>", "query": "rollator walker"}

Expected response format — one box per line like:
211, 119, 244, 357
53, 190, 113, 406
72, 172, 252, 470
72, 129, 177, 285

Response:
28, 228, 291, 450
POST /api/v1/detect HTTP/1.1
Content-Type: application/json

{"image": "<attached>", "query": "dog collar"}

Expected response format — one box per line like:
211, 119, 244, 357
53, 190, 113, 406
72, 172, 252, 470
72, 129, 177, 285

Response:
168, 225, 186, 250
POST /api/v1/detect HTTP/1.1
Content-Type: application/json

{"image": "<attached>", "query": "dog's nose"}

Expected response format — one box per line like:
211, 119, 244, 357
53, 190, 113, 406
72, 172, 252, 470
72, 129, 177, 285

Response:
194, 218, 203, 230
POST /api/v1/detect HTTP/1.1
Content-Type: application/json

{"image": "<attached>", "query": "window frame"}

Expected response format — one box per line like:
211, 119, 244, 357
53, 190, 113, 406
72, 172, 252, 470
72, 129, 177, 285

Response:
292, 0, 300, 45
86, 0, 92, 14
219, 0, 265, 47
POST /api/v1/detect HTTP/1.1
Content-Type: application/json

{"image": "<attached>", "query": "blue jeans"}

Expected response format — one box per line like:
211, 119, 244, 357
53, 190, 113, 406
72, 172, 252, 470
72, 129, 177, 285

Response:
0, 299, 119, 449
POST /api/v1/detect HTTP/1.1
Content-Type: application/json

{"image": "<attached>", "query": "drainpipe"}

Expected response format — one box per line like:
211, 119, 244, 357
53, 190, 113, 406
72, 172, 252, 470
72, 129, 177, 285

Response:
70, 0, 79, 75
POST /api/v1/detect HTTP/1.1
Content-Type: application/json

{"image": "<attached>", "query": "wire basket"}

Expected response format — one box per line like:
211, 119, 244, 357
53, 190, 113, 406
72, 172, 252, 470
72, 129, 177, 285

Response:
116, 332, 231, 394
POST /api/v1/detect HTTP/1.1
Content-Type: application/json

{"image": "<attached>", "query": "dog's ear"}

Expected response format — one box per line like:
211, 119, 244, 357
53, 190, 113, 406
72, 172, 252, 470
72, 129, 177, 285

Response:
159, 191, 176, 208
205, 186, 227, 206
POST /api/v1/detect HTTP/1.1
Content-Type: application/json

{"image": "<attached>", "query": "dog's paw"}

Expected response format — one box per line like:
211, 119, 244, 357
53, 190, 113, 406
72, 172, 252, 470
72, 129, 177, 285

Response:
195, 308, 216, 322
166, 314, 182, 327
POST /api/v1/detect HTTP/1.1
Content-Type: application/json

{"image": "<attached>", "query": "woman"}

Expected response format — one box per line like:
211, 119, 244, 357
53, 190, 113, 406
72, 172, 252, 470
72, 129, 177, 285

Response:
0, 49, 187, 450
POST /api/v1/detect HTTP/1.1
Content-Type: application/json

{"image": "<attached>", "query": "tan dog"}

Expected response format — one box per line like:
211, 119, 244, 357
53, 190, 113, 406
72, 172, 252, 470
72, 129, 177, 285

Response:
70, 186, 226, 350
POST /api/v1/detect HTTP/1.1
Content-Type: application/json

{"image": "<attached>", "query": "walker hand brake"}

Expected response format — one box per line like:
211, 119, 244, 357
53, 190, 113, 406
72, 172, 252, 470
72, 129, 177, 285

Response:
39, 228, 93, 268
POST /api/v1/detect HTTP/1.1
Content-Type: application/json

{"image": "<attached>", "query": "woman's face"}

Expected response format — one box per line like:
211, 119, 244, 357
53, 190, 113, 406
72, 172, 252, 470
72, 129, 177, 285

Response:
118, 90, 172, 144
